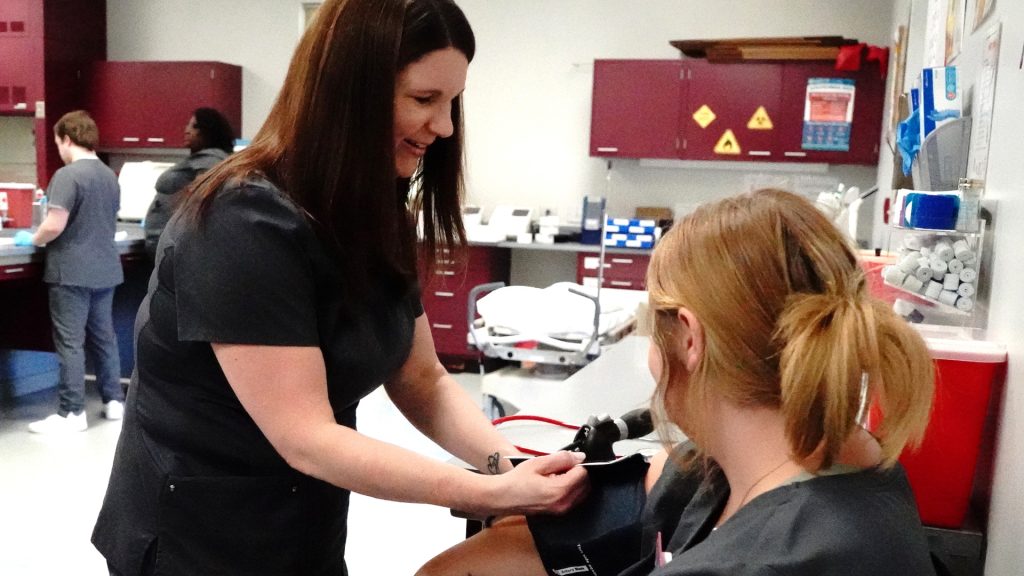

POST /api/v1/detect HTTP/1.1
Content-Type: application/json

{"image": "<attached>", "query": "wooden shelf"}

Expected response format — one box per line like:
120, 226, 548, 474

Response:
671, 36, 858, 62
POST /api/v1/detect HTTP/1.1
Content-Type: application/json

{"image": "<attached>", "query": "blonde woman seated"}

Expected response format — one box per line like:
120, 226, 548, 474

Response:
418, 189, 937, 576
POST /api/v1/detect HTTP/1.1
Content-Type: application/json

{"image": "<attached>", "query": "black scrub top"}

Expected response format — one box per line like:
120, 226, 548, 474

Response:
93, 178, 423, 576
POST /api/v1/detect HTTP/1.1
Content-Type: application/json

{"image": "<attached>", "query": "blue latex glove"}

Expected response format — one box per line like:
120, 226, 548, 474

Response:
896, 106, 922, 177
927, 108, 960, 122
13, 230, 34, 247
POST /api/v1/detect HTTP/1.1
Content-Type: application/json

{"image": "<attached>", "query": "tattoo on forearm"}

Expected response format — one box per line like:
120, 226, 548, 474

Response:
487, 452, 501, 474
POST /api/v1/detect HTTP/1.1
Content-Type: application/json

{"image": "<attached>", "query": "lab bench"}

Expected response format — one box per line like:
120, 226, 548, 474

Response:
0, 224, 149, 398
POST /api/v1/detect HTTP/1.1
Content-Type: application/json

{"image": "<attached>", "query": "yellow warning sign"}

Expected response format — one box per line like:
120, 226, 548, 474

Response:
692, 105, 716, 129
747, 106, 773, 130
714, 129, 741, 155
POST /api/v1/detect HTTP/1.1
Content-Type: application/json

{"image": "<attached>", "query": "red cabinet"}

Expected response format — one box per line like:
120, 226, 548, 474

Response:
682, 61, 783, 161
0, 0, 42, 114
775, 62, 884, 165
419, 246, 510, 362
590, 59, 884, 166
576, 252, 650, 291
590, 60, 684, 159
0, 0, 106, 188
86, 61, 242, 149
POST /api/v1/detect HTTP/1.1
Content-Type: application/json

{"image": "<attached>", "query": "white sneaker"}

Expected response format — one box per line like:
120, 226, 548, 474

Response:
28, 412, 88, 434
104, 400, 124, 421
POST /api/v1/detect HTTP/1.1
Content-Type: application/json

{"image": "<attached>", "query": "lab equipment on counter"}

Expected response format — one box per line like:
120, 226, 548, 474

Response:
0, 183, 35, 228
604, 217, 656, 249
116, 161, 174, 221
580, 196, 605, 245
465, 205, 533, 243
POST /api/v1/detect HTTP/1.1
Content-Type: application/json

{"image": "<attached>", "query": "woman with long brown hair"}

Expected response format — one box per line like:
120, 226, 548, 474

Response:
92, 1, 587, 574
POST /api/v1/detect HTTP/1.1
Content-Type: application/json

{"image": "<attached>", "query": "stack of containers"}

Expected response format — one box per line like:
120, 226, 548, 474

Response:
604, 217, 657, 249
880, 231, 980, 314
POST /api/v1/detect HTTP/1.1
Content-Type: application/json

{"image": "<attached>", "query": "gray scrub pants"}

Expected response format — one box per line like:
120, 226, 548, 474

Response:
49, 284, 123, 416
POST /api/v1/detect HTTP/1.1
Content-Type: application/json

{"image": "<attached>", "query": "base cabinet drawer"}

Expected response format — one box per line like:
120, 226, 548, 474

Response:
576, 253, 650, 289
419, 245, 510, 361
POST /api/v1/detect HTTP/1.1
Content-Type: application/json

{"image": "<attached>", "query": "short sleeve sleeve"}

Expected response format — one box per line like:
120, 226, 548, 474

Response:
46, 167, 77, 212
174, 184, 320, 346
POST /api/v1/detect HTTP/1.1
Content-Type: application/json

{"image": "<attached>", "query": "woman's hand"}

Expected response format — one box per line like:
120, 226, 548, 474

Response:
470, 451, 590, 518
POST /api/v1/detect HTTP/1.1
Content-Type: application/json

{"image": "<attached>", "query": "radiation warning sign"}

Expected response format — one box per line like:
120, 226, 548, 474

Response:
714, 129, 741, 155
747, 106, 773, 130
692, 105, 716, 129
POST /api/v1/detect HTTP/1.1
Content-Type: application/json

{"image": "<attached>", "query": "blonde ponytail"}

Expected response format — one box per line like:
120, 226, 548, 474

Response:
777, 293, 933, 469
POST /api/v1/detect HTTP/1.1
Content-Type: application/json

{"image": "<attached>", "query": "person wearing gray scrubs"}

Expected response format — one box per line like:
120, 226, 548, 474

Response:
27, 110, 124, 434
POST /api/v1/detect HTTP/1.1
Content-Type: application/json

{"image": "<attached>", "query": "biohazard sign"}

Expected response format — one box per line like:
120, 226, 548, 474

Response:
713, 130, 741, 155
747, 106, 773, 130
692, 105, 716, 129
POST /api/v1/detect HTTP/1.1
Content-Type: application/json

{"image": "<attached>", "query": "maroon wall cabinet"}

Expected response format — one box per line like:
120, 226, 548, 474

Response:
682, 61, 782, 162
0, 0, 42, 114
590, 60, 684, 159
590, 58, 885, 166
775, 62, 885, 165
86, 61, 242, 150
0, 0, 105, 187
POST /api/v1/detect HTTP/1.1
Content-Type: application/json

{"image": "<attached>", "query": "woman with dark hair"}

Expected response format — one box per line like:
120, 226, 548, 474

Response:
142, 107, 235, 260
92, 1, 588, 574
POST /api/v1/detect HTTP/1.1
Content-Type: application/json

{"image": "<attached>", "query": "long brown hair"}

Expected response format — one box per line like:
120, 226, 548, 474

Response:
647, 189, 934, 469
181, 0, 473, 298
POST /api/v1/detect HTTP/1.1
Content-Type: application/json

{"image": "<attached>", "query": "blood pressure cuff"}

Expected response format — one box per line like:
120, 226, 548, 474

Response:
525, 453, 650, 576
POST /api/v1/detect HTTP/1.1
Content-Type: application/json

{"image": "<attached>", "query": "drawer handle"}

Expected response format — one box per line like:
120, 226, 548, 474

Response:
4, 267, 26, 274
784, 151, 807, 158
433, 291, 455, 298
122, 137, 140, 143
432, 323, 454, 330
610, 258, 634, 264
146, 137, 165, 143
596, 147, 619, 153
747, 151, 771, 157
610, 281, 633, 287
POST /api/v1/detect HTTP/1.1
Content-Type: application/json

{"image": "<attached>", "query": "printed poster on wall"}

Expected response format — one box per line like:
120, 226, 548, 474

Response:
801, 78, 856, 152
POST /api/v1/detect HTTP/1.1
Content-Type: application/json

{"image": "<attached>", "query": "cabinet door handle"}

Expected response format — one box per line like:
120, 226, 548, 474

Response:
748, 151, 771, 157
146, 137, 165, 143
596, 147, 619, 153
784, 151, 807, 158
4, 267, 25, 274
122, 137, 140, 143
610, 258, 634, 264
432, 323, 454, 330
435, 270, 456, 276
433, 291, 455, 298
609, 280, 633, 288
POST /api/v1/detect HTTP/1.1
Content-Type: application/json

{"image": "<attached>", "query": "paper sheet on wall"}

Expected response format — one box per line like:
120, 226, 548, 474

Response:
967, 23, 1001, 181
925, 0, 948, 67
972, 0, 995, 32
802, 78, 855, 152
946, 0, 966, 64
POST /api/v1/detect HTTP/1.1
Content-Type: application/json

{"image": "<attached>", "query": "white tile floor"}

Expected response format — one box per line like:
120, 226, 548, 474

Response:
0, 373, 484, 575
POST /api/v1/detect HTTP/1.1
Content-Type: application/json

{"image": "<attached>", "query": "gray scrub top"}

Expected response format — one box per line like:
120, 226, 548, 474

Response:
44, 158, 123, 288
